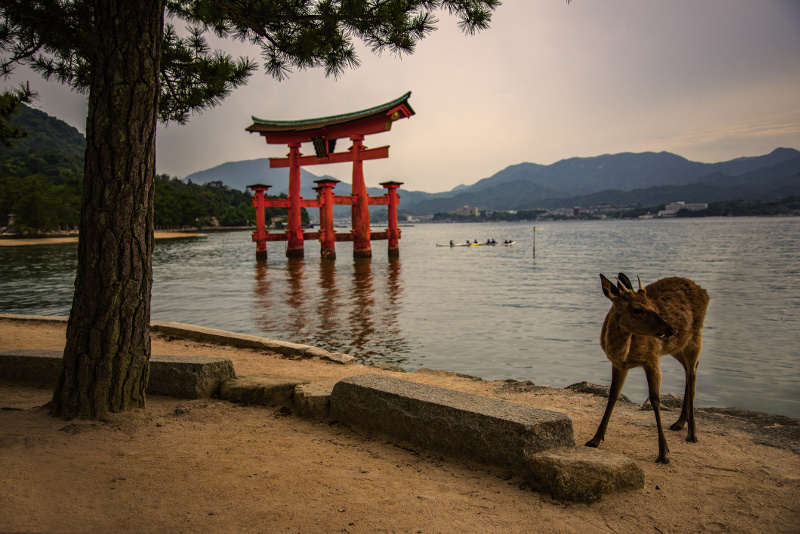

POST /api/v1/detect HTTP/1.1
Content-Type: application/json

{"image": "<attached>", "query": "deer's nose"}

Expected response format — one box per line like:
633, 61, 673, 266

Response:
665, 326, 675, 338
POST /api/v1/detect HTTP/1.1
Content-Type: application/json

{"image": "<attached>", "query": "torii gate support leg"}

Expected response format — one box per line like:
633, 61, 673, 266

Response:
382, 181, 402, 257
250, 185, 269, 261
350, 135, 372, 258
316, 179, 337, 260
286, 142, 304, 258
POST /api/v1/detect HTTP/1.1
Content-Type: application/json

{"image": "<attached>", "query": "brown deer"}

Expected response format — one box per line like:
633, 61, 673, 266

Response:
585, 273, 710, 463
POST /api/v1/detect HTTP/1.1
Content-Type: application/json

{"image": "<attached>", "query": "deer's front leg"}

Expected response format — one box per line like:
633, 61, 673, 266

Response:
644, 364, 670, 464
586, 365, 628, 448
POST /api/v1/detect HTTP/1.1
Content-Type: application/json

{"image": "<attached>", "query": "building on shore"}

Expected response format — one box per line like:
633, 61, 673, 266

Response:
456, 206, 480, 217
658, 201, 708, 217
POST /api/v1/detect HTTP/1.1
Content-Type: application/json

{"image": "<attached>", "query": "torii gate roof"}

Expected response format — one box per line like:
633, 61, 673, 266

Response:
245, 92, 414, 144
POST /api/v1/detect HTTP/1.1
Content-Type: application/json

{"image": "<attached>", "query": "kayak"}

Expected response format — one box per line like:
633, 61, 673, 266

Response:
436, 241, 506, 247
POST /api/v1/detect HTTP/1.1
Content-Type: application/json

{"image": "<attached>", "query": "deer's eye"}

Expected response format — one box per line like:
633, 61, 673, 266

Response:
632, 308, 645, 316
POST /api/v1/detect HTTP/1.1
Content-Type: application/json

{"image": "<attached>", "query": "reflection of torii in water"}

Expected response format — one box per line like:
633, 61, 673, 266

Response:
245, 92, 414, 260
251, 258, 408, 359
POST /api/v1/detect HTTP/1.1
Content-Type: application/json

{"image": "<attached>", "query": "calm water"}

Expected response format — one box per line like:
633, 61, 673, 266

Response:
1, 218, 799, 418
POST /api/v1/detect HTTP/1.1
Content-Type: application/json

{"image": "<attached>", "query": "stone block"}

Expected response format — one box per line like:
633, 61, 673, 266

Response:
0, 349, 61, 386
147, 354, 235, 399
526, 446, 645, 503
294, 381, 337, 419
0, 349, 235, 399
330, 374, 575, 469
219, 374, 309, 406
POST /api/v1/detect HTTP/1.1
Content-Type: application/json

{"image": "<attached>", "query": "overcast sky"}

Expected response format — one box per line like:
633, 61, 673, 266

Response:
8, 0, 800, 193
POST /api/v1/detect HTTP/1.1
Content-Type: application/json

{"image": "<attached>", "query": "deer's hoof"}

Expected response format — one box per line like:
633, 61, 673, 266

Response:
655, 456, 671, 464
686, 435, 698, 443
669, 421, 685, 431
585, 439, 600, 448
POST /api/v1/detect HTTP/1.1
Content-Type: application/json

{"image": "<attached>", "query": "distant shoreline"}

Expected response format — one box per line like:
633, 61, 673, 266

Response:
0, 231, 201, 247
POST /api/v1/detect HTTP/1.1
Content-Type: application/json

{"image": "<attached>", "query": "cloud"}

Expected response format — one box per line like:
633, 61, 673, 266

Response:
6, 0, 800, 192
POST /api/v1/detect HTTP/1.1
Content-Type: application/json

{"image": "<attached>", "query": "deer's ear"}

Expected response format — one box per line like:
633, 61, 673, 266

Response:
600, 274, 619, 299
617, 273, 634, 291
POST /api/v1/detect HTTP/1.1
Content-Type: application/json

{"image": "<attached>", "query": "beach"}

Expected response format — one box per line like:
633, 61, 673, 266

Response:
1, 316, 798, 533
0, 231, 200, 246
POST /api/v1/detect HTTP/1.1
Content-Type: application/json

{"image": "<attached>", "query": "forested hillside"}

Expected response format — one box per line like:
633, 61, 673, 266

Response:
0, 105, 299, 233
0, 105, 84, 231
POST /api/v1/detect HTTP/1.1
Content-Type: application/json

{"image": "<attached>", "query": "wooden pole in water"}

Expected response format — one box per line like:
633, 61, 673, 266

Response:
533, 226, 536, 258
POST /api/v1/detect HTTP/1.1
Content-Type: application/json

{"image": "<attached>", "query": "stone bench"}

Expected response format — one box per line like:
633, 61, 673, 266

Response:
330, 374, 575, 470
0, 349, 235, 399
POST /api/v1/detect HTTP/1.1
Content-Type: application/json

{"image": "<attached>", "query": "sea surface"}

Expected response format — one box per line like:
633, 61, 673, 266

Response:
1, 217, 799, 418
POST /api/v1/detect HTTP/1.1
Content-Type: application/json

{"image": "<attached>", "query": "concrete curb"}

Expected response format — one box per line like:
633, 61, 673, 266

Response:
0, 316, 355, 365
0, 349, 235, 399
150, 321, 355, 364
0, 314, 69, 323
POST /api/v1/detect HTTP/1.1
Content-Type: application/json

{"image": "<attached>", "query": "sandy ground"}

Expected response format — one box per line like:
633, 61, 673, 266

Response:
1, 317, 799, 533
0, 231, 199, 246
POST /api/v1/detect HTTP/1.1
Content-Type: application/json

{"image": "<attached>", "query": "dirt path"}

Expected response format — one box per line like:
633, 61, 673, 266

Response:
1, 318, 799, 533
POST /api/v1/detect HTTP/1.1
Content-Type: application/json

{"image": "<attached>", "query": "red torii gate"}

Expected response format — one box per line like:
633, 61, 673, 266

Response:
245, 92, 414, 260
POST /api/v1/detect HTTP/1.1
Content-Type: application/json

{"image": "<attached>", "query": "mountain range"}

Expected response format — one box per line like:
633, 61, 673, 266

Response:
16, 104, 796, 217
185, 148, 800, 214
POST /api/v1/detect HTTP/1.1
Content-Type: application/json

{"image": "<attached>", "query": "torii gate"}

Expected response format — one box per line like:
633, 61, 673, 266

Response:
245, 92, 414, 260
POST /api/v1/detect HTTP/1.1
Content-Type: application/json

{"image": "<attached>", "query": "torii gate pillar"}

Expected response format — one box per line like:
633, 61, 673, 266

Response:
350, 135, 371, 258
248, 183, 271, 261
381, 181, 403, 257
314, 178, 340, 260
286, 142, 304, 257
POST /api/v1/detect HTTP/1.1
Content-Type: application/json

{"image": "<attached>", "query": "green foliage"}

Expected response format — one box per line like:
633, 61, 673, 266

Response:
0, 105, 304, 231
156, 176, 262, 228
160, 24, 256, 124
0, 83, 36, 146
675, 197, 800, 217
605, 206, 657, 219
153, 175, 308, 229
0, 103, 309, 232
0, 102, 84, 157
154, 175, 254, 228
0, 174, 81, 230
0, 104, 84, 230
168, 0, 499, 80
604, 197, 800, 219
432, 209, 546, 222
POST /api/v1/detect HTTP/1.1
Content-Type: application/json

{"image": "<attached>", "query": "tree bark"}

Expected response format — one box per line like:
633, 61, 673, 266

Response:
50, 0, 165, 419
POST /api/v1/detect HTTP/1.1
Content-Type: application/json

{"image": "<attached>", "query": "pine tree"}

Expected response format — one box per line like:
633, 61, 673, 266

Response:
0, 0, 498, 419
0, 83, 35, 146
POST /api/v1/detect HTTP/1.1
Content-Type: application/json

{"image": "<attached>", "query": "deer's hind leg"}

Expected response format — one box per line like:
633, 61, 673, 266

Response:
670, 343, 701, 443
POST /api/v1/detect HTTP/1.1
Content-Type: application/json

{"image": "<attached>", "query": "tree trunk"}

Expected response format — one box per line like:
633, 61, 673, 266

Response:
50, 0, 165, 419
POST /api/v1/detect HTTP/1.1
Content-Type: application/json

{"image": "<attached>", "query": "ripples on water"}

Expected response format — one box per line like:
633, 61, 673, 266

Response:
1, 217, 798, 418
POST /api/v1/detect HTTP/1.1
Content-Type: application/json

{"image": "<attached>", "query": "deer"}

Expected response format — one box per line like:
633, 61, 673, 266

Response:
585, 273, 710, 463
